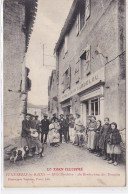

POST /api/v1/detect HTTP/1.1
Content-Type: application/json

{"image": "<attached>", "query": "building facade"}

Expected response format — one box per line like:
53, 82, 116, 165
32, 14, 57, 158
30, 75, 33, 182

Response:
54, 0, 125, 136
48, 70, 58, 119
3, 0, 38, 137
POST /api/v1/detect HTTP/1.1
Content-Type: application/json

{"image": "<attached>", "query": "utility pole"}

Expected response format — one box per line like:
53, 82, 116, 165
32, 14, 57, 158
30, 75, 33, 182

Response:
41, 43, 56, 68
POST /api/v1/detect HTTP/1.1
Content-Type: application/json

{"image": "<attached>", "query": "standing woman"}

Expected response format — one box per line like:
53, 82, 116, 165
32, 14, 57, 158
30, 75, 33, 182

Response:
54, 118, 61, 145
49, 119, 60, 147
94, 120, 102, 156
87, 116, 97, 152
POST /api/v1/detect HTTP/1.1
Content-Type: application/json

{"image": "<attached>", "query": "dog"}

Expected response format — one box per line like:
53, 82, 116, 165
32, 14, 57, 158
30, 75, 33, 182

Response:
10, 146, 29, 163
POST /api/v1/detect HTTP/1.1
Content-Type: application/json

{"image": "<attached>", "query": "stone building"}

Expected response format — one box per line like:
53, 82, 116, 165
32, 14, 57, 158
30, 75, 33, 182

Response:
3, 0, 38, 137
48, 70, 58, 119
54, 0, 125, 135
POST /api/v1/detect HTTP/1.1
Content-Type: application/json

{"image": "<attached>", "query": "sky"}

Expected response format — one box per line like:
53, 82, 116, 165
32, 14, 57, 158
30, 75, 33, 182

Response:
26, 0, 73, 106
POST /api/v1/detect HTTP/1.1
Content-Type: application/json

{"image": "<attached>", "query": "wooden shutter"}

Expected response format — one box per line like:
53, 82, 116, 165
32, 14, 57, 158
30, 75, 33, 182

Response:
61, 74, 65, 93
76, 13, 80, 36
85, 45, 91, 75
64, 35, 68, 54
85, 0, 91, 21
67, 67, 71, 89
74, 60, 80, 83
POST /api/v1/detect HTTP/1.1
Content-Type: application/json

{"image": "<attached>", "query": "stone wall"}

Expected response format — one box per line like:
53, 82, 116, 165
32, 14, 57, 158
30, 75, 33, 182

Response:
57, 0, 125, 130
3, 0, 26, 138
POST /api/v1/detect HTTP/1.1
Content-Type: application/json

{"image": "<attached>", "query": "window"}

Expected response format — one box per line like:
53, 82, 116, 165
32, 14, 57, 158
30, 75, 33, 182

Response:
74, 60, 80, 83
80, 45, 91, 78
91, 98, 100, 116
76, 0, 91, 35
85, 0, 91, 20
79, 0, 86, 30
62, 67, 71, 93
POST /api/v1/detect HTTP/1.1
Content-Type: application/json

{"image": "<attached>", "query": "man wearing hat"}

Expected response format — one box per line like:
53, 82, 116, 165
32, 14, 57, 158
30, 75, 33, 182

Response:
21, 114, 33, 156
41, 114, 50, 144
65, 114, 70, 142
59, 114, 67, 143
51, 113, 57, 122
74, 113, 85, 146
32, 115, 41, 133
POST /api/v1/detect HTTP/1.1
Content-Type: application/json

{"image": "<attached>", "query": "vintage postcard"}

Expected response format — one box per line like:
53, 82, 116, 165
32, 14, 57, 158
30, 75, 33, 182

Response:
3, 0, 126, 187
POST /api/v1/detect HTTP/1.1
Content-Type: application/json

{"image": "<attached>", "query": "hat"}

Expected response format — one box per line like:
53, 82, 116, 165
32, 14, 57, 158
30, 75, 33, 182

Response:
35, 115, 39, 117
76, 113, 80, 116
44, 113, 48, 117
26, 113, 34, 117
53, 113, 56, 116
26, 113, 31, 117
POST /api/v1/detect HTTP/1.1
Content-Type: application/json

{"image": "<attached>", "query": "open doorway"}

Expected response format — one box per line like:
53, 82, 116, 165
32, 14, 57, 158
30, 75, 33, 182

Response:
81, 101, 89, 126
63, 105, 70, 117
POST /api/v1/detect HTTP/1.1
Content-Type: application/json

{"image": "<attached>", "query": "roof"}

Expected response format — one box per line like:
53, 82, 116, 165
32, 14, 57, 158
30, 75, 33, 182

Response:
25, 0, 38, 52
54, 0, 81, 53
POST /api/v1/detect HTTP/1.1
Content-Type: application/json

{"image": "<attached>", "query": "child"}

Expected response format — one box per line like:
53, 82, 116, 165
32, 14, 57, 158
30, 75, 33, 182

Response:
99, 117, 111, 160
94, 120, 102, 156
107, 122, 122, 166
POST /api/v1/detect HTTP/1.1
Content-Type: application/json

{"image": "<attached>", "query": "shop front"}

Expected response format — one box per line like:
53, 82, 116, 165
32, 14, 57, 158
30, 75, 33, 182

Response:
61, 99, 71, 117
59, 67, 105, 125
79, 85, 104, 126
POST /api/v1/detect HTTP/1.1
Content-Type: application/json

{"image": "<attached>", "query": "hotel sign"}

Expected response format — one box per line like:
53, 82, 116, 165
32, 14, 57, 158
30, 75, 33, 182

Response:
60, 67, 105, 102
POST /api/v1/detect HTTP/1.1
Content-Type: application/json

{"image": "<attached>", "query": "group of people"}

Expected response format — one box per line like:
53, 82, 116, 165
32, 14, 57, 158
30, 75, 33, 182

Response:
21, 112, 122, 166
86, 116, 122, 166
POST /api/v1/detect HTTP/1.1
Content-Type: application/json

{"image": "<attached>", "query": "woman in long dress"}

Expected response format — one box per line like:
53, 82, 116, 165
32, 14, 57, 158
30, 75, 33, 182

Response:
49, 119, 60, 147
87, 116, 97, 152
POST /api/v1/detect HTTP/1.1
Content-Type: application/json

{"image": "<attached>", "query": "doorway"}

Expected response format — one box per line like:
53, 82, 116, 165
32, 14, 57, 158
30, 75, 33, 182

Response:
63, 105, 70, 117
81, 101, 89, 126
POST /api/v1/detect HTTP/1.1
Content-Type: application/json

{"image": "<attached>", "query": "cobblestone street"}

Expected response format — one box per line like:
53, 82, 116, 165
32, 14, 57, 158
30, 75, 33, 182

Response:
4, 142, 126, 187
4, 142, 125, 173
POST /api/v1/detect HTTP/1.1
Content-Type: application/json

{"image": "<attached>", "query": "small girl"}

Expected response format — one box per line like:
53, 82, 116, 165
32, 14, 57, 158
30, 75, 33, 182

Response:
99, 117, 111, 160
107, 122, 122, 166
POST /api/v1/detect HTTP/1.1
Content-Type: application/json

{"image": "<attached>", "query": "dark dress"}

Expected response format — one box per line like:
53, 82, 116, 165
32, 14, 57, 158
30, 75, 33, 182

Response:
94, 126, 102, 149
99, 123, 111, 150
59, 118, 67, 143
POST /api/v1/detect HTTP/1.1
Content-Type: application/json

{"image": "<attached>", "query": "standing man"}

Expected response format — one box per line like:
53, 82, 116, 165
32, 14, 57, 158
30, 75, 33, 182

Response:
65, 114, 70, 142
21, 114, 32, 156
41, 114, 50, 144
51, 113, 57, 122
33, 115, 41, 133
59, 114, 67, 143
74, 113, 85, 147
69, 114, 75, 143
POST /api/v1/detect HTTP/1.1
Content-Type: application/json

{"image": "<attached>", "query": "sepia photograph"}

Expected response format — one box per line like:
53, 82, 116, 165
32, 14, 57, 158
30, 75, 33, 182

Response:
3, 0, 126, 187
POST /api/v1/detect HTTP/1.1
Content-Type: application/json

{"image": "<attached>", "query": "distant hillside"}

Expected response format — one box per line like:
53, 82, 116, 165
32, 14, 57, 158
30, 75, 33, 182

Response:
27, 103, 48, 110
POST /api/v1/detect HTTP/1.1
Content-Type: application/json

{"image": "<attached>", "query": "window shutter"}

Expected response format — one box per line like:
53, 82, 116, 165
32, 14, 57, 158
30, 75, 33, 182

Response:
86, 45, 91, 75
74, 60, 80, 83
67, 67, 71, 89
76, 13, 80, 36
61, 74, 65, 93
85, 0, 91, 21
